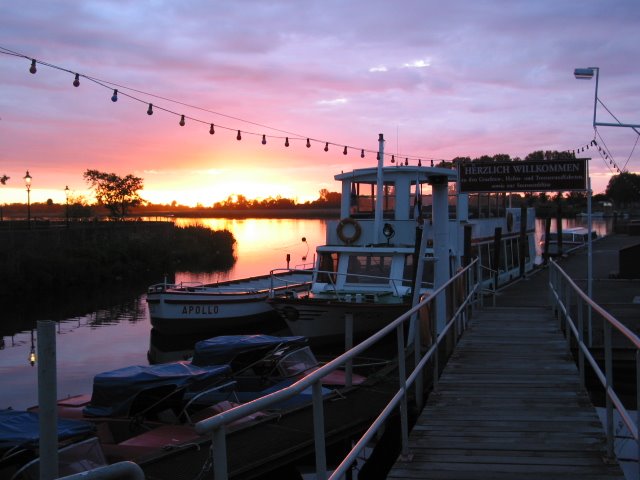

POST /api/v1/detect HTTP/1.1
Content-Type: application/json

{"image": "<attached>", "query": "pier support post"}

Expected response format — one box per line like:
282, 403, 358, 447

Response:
430, 175, 449, 333
38, 320, 58, 480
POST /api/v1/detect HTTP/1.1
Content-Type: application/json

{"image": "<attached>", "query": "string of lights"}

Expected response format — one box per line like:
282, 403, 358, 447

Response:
0, 46, 447, 165
2, 45, 637, 178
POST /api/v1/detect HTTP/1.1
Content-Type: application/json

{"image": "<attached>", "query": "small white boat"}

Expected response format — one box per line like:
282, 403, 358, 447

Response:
539, 226, 597, 255
146, 270, 312, 334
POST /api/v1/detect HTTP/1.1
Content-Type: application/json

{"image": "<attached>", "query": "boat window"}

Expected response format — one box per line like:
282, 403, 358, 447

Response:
505, 239, 515, 270
317, 252, 338, 284
277, 347, 318, 377
350, 182, 396, 219
346, 254, 392, 284
403, 254, 434, 288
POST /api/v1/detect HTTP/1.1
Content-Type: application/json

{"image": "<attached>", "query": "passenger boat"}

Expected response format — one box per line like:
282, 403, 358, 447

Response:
268, 163, 537, 343
146, 270, 312, 335
539, 226, 597, 256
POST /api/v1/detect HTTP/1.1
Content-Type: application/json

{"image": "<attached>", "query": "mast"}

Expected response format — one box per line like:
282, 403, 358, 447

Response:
374, 133, 385, 244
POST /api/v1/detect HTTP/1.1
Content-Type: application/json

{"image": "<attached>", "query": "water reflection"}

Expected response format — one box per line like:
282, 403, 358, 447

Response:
0, 217, 613, 412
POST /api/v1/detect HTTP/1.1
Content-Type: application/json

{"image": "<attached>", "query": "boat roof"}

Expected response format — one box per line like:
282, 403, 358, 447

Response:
83, 362, 231, 418
0, 409, 95, 450
191, 334, 307, 367
335, 165, 457, 183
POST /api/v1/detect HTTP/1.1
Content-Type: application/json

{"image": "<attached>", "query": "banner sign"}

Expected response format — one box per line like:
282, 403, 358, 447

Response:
459, 159, 587, 193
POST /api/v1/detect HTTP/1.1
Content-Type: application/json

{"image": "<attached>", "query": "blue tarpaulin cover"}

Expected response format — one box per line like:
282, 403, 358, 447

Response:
83, 362, 231, 417
191, 334, 307, 367
0, 410, 95, 450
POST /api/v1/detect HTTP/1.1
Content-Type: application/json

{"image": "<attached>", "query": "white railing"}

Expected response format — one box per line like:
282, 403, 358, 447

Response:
196, 259, 480, 480
549, 259, 640, 477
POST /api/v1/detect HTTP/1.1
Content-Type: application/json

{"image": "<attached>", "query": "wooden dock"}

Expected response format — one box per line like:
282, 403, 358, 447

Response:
388, 303, 625, 479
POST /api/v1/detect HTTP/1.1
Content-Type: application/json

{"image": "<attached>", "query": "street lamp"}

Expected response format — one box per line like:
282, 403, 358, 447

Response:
64, 185, 70, 226
24, 170, 32, 228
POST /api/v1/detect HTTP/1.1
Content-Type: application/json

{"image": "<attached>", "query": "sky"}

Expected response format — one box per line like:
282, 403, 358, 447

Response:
1, 0, 639, 207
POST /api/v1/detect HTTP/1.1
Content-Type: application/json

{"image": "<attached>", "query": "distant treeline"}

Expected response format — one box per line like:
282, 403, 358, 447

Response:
0, 223, 236, 300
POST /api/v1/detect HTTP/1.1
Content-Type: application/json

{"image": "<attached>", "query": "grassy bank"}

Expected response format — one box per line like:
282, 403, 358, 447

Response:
0, 222, 236, 299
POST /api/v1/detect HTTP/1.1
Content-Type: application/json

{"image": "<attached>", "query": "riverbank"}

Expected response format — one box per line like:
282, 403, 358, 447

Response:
0, 222, 236, 301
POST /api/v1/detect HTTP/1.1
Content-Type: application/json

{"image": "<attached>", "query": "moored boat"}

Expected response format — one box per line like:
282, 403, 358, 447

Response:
269, 162, 537, 344
146, 270, 312, 335
539, 226, 597, 256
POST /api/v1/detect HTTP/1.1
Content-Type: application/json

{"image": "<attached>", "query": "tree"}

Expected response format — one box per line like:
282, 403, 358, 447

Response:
83, 169, 144, 219
605, 172, 640, 209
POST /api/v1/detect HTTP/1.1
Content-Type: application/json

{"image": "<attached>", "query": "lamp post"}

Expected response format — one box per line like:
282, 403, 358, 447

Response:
64, 185, 70, 227
24, 170, 32, 229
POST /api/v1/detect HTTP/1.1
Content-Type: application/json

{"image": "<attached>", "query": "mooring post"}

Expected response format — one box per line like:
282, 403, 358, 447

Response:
38, 320, 58, 480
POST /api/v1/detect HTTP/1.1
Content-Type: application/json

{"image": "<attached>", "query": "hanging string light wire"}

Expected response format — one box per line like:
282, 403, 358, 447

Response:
0, 45, 442, 164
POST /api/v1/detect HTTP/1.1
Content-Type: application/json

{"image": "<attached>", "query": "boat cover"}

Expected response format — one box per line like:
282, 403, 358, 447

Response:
83, 362, 231, 417
191, 334, 307, 367
0, 409, 95, 450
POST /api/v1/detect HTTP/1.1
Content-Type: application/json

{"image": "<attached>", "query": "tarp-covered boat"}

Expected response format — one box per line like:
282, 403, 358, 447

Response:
83, 362, 231, 417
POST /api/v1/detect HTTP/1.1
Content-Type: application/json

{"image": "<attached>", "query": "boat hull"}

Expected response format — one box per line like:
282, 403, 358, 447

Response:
270, 298, 410, 344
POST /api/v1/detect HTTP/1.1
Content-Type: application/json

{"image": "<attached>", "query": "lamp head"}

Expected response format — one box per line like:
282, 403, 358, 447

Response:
382, 223, 395, 244
574, 68, 595, 80
24, 170, 32, 187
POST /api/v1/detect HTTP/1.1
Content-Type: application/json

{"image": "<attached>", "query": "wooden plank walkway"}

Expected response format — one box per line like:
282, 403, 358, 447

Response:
388, 305, 625, 480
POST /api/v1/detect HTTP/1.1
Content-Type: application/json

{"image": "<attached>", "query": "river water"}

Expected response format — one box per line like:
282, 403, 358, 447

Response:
0, 216, 612, 410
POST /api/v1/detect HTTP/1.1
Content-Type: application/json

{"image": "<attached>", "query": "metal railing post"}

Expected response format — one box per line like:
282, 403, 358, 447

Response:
396, 323, 410, 459
432, 296, 439, 390
577, 298, 585, 390
564, 286, 572, 353
604, 319, 614, 459
636, 350, 640, 480
413, 301, 423, 411
313, 381, 328, 480
345, 313, 353, 387
213, 427, 228, 480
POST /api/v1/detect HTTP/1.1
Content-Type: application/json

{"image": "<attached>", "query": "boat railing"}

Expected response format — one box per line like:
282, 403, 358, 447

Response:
549, 259, 640, 468
57, 461, 145, 480
271, 267, 432, 301
196, 259, 481, 480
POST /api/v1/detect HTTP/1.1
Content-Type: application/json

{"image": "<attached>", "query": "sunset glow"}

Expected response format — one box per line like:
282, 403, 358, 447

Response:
1, 1, 638, 206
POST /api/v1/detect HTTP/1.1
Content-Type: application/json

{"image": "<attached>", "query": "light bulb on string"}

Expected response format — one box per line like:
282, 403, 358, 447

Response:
343, 146, 347, 155
262, 134, 267, 145
306, 138, 311, 148
111, 89, 118, 102
29, 59, 37, 74
324, 142, 329, 152
73, 73, 80, 87
405, 158, 408, 165
285, 137, 289, 147
391, 155, 395, 163
418, 159, 422, 166
147, 103, 153, 115
209, 124, 215, 135
360, 149, 365, 158
237, 130, 242, 141
179, 115, 185, 126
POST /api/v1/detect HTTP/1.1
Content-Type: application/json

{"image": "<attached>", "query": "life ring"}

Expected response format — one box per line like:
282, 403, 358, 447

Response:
337, 218, 362, 244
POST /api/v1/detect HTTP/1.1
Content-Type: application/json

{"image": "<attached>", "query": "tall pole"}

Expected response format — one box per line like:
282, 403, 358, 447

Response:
65, 185, 70, 227
374, 133, 385, 244
591, 67, 600, 129
24, 170, 32, 229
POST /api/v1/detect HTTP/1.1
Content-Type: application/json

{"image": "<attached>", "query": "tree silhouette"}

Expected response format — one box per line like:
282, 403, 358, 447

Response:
83, 169, 144, 219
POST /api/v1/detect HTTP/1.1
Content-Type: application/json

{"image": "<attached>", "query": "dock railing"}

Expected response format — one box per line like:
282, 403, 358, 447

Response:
549, 259, 640, 473
196, 259, 480, 480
